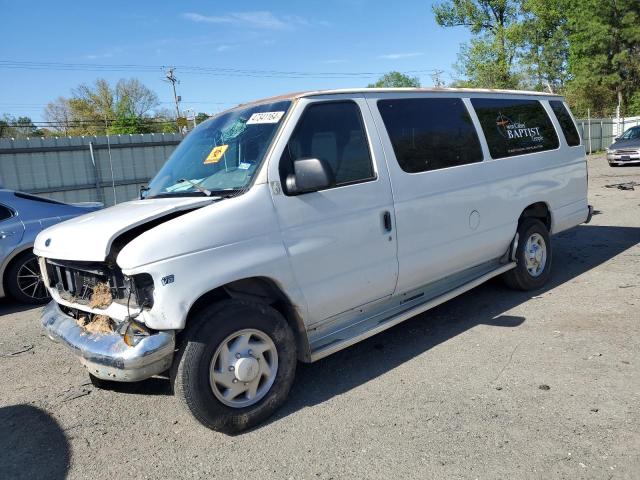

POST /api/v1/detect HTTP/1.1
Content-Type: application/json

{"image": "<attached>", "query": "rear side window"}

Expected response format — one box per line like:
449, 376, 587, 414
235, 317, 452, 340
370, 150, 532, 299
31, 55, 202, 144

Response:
549, 101, 581, 146
377, 98, 483, 173
282, 101, 375, 187
0, 205, 13, 221
471, 98, 559, 158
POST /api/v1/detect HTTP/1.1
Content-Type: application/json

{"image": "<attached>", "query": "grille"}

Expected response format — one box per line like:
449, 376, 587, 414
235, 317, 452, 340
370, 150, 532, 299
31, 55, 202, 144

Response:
45, 259, 130, 305
614, 149, 639, 155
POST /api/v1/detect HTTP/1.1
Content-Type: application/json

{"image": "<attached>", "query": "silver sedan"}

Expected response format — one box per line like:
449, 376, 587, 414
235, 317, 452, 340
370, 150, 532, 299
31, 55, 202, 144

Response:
0, 190, 101, 304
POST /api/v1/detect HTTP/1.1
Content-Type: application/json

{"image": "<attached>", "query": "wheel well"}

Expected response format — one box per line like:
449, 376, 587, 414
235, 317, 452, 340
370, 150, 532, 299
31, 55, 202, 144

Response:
2, 248, 33, 293
185, 277, 310, 361
519, 202, 551, 231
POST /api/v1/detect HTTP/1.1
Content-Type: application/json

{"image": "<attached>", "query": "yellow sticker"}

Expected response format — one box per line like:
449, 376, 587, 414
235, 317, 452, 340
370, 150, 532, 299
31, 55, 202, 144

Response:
204, 144, 229, 164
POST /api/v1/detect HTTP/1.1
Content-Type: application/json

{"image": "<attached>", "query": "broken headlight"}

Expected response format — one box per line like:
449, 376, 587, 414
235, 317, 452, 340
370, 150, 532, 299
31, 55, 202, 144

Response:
130, 273, 154, 309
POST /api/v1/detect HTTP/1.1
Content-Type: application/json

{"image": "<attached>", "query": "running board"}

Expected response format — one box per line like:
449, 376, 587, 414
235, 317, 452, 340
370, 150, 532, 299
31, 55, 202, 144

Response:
309, 262, 516, 362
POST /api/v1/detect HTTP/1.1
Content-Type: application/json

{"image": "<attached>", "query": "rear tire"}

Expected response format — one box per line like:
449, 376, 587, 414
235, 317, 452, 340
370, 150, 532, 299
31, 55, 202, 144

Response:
503, 218, 552, 291
173, 299, 296, 433
6, 252, 50, 305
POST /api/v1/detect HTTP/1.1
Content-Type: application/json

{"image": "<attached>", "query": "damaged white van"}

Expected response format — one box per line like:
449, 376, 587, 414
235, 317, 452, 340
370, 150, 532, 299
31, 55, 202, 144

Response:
37, 88, 592, 432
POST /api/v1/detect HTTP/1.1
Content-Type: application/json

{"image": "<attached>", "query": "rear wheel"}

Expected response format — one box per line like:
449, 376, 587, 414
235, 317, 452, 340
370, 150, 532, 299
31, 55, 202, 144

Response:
6, 253, 50, 304
173, 300, 296, 433
503, 218, 552, 291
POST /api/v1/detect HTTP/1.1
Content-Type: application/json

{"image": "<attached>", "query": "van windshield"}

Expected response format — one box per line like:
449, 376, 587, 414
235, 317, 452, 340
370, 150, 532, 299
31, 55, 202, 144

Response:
147, 100, 291, 198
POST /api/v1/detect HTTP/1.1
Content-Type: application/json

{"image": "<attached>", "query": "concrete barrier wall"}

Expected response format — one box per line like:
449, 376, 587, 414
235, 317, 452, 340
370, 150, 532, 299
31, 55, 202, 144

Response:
0, 133, 184, 206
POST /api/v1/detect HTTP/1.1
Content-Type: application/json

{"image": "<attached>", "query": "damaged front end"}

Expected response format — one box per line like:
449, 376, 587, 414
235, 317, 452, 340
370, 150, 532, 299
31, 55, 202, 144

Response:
41, 300, 174, 381
39, 257, 174, 382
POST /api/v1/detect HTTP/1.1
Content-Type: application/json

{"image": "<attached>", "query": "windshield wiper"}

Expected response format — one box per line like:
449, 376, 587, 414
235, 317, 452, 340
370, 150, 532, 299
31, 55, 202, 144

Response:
177, 178, 212, 196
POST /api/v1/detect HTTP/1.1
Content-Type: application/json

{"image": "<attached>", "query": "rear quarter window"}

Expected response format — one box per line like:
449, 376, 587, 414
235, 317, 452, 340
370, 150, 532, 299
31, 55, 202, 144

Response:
0, 204, 13, 221
549, 101, 581, 146
471, 98, 559, 159
377, 98, 483, 173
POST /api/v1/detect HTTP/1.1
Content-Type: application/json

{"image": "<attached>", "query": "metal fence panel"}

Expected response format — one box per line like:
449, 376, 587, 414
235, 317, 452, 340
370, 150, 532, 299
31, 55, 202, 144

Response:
0, 133, 184, 206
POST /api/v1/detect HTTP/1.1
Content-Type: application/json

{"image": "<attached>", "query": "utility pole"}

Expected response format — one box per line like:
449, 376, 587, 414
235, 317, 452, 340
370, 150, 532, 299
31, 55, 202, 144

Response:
165, 67, 181, 118
431, 69, 445, 88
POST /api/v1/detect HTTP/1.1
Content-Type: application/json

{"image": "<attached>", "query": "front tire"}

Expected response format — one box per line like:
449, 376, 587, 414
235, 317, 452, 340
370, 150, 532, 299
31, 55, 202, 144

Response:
173, 300, 296, 433
503, 218, 552, 291
6, 252, 50, 304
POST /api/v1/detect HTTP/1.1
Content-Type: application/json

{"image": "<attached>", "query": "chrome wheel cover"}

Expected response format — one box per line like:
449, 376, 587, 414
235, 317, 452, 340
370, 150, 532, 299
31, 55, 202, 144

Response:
16, 257, 49, 301
524, 233, 547, 277
209, 328, 278, 408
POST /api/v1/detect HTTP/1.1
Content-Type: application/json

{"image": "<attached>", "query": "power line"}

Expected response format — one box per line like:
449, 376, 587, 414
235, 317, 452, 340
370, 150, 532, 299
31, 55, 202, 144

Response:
0, 60, 442, 79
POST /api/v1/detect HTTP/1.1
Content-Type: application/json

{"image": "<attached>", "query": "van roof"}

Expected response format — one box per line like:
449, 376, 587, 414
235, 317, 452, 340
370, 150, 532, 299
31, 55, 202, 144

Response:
238, 87, 563, 108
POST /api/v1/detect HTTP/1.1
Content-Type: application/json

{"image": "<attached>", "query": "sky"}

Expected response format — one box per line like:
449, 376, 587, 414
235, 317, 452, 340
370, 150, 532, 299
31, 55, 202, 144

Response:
0, 0, 470, 122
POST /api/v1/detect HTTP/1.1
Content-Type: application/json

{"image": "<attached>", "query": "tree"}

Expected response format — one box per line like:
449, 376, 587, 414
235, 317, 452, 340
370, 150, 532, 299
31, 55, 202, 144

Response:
41, 78, 161, 135
368, 71, 421, 88
564, 0, 640, 117
195, 112, 210, 125
0, 114, 44, 138
433, 0, 522, 88
44, 97, 73, 135
519, 0, 570, 92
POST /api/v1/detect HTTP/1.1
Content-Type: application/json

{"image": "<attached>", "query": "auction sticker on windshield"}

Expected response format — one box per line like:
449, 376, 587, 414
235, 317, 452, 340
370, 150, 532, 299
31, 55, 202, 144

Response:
247, 111, 285, 125
204, 145, 229, 164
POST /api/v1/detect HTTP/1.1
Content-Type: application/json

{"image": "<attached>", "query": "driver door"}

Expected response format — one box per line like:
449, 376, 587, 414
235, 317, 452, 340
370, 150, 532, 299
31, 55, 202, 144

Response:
268, 97, 398, 326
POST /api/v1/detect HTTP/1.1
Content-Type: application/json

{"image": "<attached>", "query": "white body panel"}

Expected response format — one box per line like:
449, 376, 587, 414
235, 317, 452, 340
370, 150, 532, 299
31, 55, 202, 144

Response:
33, 197, 214, 262
266, 96, 398, 325
35, 89, 589, 360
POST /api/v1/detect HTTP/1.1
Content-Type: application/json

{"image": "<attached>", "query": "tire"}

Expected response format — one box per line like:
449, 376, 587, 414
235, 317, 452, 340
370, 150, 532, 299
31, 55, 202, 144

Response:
6, 252, 51, 304
173, 299, 297, 433
502, 218, 552, 291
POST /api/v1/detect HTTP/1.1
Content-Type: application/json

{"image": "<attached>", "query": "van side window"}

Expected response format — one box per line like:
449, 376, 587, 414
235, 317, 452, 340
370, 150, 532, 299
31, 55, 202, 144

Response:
471, 98, 560, 159
377, 98, 482, 173
0, 205, 13, 222
281, 101, 375, 190
549, 101, 581, 146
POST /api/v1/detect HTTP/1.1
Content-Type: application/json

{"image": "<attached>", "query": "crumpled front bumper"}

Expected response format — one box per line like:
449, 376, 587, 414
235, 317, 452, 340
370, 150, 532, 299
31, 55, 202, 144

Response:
41, 300, 175, 382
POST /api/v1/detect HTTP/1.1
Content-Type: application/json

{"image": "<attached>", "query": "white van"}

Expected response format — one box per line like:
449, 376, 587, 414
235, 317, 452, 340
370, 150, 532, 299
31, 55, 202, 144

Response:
36, 88, 592, 432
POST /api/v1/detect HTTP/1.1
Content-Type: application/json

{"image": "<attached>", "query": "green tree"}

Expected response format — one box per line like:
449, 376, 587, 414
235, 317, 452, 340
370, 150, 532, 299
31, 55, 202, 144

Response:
0, 114, 44, 138
195, 112, 210, 125
433, 0, 522, 88
519, 0, 570, 92
43, 78, 160, 135
565, 0, 640, 117
368, 71, 421, 88
629, 91, 640, 116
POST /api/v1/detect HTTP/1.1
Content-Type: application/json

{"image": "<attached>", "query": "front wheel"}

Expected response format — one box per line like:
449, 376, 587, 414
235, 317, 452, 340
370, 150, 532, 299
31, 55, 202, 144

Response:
6, 253, 51, 304
173, 300, 297, 433
503, 218, 552, 291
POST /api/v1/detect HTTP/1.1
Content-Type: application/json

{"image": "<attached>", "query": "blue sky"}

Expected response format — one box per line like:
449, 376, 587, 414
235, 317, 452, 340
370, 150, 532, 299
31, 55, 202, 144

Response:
0, 0, 470, 122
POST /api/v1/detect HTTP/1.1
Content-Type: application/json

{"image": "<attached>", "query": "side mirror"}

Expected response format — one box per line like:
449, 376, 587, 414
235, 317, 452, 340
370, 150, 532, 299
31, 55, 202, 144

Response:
285, 158, 334, 194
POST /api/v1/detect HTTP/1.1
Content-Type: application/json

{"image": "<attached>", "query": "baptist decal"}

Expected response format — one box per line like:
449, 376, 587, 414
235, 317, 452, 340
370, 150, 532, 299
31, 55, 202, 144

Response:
496, 113, 544, 142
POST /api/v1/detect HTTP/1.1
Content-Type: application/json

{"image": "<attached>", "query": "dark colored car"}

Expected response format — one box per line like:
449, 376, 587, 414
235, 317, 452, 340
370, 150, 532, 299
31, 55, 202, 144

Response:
607, 125, 640, 166
0, 189, 101, 304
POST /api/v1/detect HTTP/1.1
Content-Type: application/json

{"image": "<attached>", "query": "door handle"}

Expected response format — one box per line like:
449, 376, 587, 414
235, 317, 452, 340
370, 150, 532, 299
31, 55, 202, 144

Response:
382, 211, 392, 232
0, 231, 15, 239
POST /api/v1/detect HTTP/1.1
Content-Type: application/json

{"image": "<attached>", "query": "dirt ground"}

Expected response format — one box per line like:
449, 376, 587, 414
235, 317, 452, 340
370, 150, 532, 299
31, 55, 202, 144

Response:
1, 154, 638, 480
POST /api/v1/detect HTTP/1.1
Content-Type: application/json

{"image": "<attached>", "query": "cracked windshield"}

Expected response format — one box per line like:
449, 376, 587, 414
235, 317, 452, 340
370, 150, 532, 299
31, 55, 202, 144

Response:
147, 100, 291, 197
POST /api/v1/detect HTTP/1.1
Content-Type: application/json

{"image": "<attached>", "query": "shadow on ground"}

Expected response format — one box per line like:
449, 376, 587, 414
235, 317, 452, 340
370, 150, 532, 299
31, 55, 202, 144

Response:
0, 298, 43, 316
0, 404, 70, 480
261, 224, 640, 428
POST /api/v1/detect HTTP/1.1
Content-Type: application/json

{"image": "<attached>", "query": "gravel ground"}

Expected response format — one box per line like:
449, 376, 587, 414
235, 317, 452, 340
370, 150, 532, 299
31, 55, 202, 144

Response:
1, 154, 638, 480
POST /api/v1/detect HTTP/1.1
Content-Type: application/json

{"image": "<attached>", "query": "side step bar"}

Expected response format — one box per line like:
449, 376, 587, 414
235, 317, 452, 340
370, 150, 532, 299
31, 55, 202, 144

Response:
309, 262, 516, 362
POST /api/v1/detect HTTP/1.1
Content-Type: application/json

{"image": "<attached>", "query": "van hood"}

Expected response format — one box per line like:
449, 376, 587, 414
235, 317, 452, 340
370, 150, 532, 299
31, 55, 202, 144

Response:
34, 197, 215, 262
